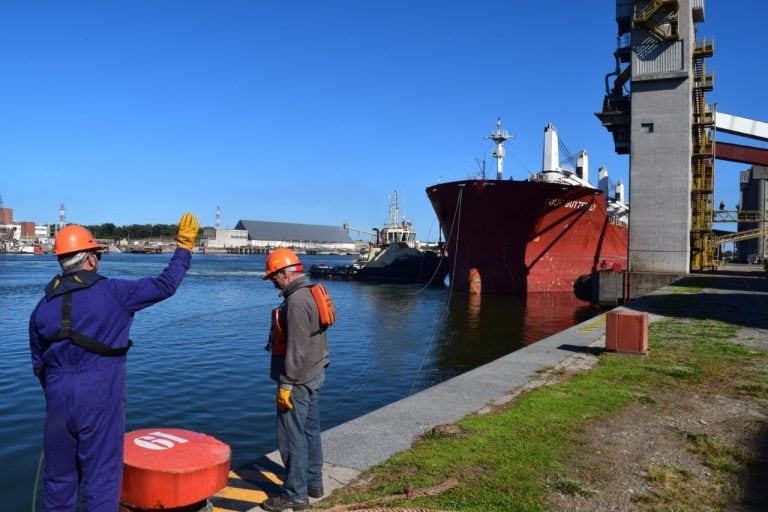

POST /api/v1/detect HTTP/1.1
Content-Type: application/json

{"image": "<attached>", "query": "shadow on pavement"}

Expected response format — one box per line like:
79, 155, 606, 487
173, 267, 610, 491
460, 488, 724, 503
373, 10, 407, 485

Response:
625, 274, 768, 330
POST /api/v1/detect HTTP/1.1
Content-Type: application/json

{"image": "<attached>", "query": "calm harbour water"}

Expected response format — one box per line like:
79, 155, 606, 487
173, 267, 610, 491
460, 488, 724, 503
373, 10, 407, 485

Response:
0, 252, 597, 510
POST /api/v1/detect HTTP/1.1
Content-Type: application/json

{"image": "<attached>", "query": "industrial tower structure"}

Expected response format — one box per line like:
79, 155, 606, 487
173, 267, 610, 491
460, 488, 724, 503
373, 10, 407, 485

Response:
597, 0, 712, 272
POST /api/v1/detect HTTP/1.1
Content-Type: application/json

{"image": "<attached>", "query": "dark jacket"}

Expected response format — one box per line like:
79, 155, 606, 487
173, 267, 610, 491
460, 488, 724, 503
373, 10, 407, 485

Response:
271, 275, 330, 386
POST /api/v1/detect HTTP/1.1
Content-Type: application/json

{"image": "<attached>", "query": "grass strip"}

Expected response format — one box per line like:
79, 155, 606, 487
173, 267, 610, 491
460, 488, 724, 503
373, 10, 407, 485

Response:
318, 288, 766, 511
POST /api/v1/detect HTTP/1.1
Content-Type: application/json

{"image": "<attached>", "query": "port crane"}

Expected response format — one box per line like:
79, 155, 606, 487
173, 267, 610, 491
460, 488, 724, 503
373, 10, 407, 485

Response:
342, 221, 377, 243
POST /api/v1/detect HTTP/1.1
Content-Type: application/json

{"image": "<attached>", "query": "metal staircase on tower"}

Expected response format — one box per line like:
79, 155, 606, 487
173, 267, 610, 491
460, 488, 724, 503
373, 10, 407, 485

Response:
690, 36, 716, 270
632, 0, 680, 41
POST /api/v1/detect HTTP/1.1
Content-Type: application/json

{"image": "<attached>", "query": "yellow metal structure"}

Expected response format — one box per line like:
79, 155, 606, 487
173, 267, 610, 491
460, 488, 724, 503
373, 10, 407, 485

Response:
633, 0, 680, 41
690, 36, 716, 270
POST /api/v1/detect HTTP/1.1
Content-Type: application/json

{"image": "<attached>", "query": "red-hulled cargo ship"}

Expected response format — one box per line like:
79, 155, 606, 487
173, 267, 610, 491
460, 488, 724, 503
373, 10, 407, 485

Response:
426, 120, 628, 295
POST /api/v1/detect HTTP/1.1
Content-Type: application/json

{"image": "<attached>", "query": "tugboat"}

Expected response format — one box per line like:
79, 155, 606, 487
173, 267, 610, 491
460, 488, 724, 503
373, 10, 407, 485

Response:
353, 191, 447, 285
307, 262, 358, 279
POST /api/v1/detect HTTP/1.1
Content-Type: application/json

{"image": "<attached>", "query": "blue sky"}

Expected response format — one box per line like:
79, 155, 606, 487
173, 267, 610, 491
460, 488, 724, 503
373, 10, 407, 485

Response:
1, 1, 765, 241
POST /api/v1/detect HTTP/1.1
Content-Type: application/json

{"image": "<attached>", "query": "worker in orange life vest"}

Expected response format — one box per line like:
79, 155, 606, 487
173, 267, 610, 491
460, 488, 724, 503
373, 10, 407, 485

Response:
262, 248, 330, 512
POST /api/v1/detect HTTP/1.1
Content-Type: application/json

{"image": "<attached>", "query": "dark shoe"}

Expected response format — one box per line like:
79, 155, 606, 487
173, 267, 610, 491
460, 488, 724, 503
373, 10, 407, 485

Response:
261, 495, 309, 511
308, 486, 324, 498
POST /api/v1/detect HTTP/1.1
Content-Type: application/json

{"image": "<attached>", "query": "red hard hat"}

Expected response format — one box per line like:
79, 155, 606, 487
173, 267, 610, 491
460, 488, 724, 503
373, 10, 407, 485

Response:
263, 248, 303, 280
54, 225, 103, 256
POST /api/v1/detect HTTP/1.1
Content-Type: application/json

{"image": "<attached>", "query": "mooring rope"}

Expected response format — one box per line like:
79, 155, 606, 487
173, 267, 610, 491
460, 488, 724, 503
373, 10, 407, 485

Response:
407, 188, 463, 397
325, 478, 458, 511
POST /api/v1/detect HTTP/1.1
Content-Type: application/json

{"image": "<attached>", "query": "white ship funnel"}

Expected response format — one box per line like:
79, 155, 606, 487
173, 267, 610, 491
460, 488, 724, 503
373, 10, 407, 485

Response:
615, 180, 625, 204
576, 150, 589, 183
542, 124, 560, 182
598, 166, 609, 196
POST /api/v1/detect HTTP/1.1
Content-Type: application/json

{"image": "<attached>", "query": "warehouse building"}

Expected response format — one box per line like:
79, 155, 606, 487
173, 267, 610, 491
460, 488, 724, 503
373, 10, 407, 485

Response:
201, 219, 355, 253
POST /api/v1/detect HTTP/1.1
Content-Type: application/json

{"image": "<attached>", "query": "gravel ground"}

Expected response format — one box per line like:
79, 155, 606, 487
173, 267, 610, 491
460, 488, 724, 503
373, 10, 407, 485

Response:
544, 354, 768, 510
543, 271, 768, 511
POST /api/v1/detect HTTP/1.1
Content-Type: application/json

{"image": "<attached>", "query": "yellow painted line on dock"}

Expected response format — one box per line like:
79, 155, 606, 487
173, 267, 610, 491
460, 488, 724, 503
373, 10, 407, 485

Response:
210, 466, 283, 511
577, 315, 606, 333
229, 467, 283, 485
258, 470, 283, 485
215, 486, 268, 502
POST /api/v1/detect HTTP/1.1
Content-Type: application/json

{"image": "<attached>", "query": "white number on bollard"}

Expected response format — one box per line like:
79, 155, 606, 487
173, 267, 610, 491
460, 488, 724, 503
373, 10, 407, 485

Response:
134, 431, 190, 450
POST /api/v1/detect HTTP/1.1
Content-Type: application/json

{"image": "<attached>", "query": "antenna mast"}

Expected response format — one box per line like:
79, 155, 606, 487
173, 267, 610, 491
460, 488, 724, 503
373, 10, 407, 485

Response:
59, 204, 66, 229
389, 191, 399, 226
485, 117, 514, 180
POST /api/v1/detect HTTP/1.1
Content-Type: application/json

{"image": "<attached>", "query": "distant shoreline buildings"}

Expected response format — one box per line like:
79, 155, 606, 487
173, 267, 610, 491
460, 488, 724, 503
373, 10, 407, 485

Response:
0, 205, 51, 250
0, 202, 358, 255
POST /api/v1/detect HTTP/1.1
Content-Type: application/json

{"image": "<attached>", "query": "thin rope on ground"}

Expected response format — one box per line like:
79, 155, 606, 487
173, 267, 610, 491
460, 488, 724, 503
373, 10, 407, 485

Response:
325, 478, 458, 511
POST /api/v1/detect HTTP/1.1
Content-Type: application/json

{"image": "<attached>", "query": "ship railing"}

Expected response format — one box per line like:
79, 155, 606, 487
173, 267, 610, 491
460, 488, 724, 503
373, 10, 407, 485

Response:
529, 170, 594, 189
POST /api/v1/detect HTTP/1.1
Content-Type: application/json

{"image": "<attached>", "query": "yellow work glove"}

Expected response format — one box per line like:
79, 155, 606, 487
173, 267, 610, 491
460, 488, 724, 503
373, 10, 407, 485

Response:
276, 387, 293, 412
175, 212, 200, 250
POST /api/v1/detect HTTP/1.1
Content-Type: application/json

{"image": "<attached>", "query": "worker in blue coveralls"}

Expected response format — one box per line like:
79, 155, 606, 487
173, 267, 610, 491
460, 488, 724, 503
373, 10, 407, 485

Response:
261, 248, 330, 512
29, 212, 200, 512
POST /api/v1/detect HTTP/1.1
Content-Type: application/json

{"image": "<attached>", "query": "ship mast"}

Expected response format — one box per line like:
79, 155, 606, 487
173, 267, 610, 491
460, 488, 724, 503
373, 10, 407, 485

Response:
486, 117, 513, 180
389, 191, 399, 226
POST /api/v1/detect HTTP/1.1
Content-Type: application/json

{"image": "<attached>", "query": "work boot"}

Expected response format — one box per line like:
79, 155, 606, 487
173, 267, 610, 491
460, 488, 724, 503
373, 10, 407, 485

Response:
260, 495, 309, 511
308, 486, 324, 498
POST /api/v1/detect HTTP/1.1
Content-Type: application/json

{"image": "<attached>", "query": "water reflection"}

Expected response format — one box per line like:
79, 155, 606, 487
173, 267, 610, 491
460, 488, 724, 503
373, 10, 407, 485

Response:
434, 292, 597, 379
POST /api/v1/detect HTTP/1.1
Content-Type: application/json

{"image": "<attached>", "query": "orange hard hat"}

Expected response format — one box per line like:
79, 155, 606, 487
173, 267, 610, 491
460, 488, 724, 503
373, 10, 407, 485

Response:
263, 248, 303, 280
54, 225, 104, 256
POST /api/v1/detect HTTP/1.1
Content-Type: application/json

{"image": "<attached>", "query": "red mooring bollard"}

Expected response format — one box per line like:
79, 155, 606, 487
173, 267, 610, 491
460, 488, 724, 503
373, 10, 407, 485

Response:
120, 428, 231, 512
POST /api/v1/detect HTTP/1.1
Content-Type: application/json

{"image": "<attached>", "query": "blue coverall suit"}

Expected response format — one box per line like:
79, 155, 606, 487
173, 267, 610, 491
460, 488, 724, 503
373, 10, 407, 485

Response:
29, 248, 191, 512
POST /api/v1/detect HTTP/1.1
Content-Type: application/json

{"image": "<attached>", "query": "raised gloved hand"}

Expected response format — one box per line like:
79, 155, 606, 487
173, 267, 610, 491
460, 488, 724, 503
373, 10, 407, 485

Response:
175, 212, 200, 250
276, 387, 293, 412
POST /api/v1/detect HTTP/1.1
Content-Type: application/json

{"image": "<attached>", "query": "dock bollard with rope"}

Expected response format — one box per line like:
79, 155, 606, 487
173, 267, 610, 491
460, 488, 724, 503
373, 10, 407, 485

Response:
119, 428, 230, 512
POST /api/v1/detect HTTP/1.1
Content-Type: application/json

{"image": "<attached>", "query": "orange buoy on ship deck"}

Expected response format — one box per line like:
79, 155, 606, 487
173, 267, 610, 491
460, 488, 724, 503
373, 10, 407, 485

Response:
468, 268, 481, 295
120, 428, 231, 511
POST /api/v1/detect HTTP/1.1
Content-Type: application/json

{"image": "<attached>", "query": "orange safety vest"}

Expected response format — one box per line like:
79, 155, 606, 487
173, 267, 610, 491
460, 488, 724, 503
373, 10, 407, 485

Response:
267, 284, 335, 357
310, 283, 336, 328
268, 307, 287, 356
